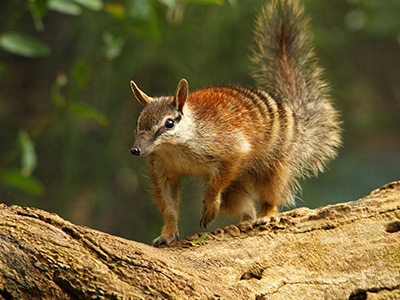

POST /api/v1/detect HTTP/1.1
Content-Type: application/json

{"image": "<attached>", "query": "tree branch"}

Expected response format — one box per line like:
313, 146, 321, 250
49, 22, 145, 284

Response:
0, 181, 399, 299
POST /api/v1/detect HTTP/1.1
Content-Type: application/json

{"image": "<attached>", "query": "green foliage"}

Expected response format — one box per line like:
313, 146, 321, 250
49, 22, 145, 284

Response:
189, 233, 208, 247
73, 0, 103, 11
0, 32, 51, 57
1, 169, 44, 196
102, 31, 126, 61
180, 0, 224, 4
71, 59, 91, 87
51, 75, 68, 107
0, 0, 224, 198
68, 102, 109, 126
48, 0, 82, 15
18, 130, 37, 177
104, 3, 125, 20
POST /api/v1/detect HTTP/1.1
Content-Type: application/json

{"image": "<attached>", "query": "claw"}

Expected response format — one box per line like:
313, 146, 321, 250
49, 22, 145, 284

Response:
199, 220, 204, 228
152, 233, 179, 247
199, 207, 217, 228
153, 237, 168, 247
199, 218, 208, 229
253, 215, 280, 227
253, 218, 268, 227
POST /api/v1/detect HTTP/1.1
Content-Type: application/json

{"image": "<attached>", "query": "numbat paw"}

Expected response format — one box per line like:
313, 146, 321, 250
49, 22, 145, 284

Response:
152, 234, 179, 247
253, 215, 280, 227
199, 204, 219, 228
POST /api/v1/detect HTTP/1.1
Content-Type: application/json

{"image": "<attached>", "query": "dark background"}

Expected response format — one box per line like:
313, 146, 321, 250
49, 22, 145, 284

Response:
0, 0, 399, 244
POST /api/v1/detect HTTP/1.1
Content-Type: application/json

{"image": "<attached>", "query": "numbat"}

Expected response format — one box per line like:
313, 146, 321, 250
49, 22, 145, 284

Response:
130, 0, 341, 247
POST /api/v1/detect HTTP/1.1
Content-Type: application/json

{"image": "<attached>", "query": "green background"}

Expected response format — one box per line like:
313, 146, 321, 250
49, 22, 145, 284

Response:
0, 0, 399, 244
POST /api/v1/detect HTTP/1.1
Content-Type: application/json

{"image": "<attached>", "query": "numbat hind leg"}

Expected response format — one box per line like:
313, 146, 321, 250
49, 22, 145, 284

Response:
253, 179, 288, 226
254, 202, 279, 226
221, 179, 256, 223
254, 165, 296, 226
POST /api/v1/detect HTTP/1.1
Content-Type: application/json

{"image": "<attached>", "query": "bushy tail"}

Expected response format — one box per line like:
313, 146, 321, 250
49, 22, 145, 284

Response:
251, 0, 341, 176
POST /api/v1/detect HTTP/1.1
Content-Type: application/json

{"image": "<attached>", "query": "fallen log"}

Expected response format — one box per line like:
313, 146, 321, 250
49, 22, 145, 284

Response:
0, 181, 399, 299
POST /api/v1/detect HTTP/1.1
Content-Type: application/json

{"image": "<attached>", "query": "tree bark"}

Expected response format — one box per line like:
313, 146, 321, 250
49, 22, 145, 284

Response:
0, 181, 399, 300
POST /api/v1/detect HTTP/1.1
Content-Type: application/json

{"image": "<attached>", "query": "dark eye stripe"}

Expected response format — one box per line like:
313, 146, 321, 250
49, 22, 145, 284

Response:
153, 127, 163, 141
151, 114, 182, 141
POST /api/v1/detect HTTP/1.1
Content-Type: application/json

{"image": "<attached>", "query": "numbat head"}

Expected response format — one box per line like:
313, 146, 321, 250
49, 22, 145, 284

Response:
130, 79, 189, 157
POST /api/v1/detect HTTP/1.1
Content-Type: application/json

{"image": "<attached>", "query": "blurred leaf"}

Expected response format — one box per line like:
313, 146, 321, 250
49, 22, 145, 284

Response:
128, 0, 152, 20
227, 0, 237, 7
104, 3, 126, 20
73, 0, 103, 11
68, 102, 109, 126
103, 31, 126, 60
0, 32, 51, 57
29, 0, 49, 31
49, 0, 82, 15
1, 169, 44, 196
71, 58, 90, 87
18, 130, 37, 177
180, 0, 224, 4
158, 0, 178, 9
29, 0, 50, 17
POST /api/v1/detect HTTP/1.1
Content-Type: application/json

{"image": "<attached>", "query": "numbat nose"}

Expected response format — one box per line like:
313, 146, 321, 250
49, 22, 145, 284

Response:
131, 147, 141, 156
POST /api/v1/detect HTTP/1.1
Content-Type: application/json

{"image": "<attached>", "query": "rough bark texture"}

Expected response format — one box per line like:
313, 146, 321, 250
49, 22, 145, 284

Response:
0, 181, 399, 300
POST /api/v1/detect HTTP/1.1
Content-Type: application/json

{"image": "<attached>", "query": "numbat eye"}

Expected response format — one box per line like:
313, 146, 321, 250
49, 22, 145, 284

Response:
165, 119, 175, 129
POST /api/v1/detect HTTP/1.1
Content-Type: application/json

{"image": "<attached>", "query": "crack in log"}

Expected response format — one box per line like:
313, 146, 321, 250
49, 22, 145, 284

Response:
386, 220, 400, 233
0, 288, 12, 300
52, 271, 88, 300
240, 270, 263, 281
349, 284, 400, 300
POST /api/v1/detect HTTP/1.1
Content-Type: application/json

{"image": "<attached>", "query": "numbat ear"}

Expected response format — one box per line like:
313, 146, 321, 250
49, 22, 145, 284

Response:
174, 78, 189, 113
130, 81, 153, 106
